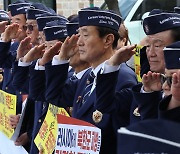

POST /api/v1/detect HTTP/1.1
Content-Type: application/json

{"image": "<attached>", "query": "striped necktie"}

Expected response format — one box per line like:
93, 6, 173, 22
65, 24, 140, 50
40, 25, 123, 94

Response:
81, 71, 95, 105
69, 75, 78, 81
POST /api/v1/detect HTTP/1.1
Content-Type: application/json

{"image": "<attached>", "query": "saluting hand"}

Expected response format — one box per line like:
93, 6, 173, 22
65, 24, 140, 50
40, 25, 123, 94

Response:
142, 71, 162, 92
108, 44, 136, 66
2, 23, 21, 42
22, 44, 46, 63
171, 70, 180, 102
38, 41, 62, 66
16, 36, 32, 60
59, 34, 79, 60
0, 21, 9, 34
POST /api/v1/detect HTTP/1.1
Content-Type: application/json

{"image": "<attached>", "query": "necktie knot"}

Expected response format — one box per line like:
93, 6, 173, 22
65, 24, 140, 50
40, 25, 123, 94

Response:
70, 75, 78, 81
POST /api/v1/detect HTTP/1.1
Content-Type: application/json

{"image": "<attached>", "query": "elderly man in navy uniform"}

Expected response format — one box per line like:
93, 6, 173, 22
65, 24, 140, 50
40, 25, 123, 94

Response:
94, 9, 180, 128
33, 7, 137, 154
17, 15, 91, 153
131, 9, 180, 122
15, 16, 69, 153
117, 41, 180, 154
0, 10, 10, 89
0, 1, 31, 114
9, 3, 58, 152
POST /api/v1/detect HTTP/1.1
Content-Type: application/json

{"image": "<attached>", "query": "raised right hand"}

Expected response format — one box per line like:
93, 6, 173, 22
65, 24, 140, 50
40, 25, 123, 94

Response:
22, 43, 46, 63
0, 21, 9, 34
108, 44, 136, 66
2, 23, 21, 42
38, 41, 62, 66
142, 71, 162, 92
16, 36, 32, 60
59, 34, 79, 60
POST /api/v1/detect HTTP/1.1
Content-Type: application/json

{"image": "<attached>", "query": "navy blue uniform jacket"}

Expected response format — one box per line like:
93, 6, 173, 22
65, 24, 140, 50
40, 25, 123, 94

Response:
117, 94, 180, 154
44, 62, 137, 154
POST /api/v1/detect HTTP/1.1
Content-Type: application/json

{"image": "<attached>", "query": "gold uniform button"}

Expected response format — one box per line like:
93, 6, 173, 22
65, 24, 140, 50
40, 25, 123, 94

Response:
38, 119, 41, 123
92, 110, 103, 123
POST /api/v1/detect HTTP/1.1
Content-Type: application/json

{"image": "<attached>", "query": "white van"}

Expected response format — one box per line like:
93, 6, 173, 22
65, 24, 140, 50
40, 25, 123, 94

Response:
102, 0, 180, 44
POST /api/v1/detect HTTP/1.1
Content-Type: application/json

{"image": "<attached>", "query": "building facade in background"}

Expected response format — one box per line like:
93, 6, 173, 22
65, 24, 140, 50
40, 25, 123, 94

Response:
56, 0, 103, 17
0, 0, 103, 17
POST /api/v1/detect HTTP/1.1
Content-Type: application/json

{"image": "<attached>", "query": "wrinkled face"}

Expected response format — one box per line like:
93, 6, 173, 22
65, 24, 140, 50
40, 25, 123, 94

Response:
77, 26, 105, 64
11, 14, 27, 41
39, 31, 46, 44
26, 19, 39, 46
69, 45, 90, 69
162, 69, 179, 96
146, 30, 174, 73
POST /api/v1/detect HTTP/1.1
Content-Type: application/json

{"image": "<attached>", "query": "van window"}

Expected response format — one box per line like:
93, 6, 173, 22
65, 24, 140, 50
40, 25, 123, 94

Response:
131, 0, 180, 21
118, 0, 137, 20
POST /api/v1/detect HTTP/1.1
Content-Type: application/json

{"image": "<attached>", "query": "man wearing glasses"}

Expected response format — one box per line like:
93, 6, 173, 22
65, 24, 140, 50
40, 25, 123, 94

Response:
117, 41, 180, 154
0, 1, 31, 113
24, 8, 46, 46
0, 0, 31, 152
94, 9, 180, 126
9, 3, 57, 152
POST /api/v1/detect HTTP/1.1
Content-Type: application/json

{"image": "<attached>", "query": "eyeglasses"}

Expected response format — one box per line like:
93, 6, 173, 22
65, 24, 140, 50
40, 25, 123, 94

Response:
23, 24, 37, 31
160, 74, 172, 87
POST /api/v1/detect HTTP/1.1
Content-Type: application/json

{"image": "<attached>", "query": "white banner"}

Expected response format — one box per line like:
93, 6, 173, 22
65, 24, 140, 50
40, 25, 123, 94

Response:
55, 115, 101, 154
0, 132, 28, 154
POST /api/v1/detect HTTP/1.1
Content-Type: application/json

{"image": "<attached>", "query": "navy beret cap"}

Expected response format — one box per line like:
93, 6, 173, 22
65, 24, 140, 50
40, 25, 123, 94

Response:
36, 15, 67, 31
118, 120, 180, 153
26, 8, 50, 20
78, 7, 122, 32
30, 2, 55, 14
8, 2, 31, 16
66, 16, 79, 36
0, 10, 9, 21
143, 9, 180, 35
44, 25, 67, 41
174, 7, 180, 14
163, 41, 180, 69
44, 19, 68, 41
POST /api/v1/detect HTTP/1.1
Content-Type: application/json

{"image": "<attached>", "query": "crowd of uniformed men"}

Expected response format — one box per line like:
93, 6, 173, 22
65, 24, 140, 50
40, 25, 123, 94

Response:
0, 0, 180, 153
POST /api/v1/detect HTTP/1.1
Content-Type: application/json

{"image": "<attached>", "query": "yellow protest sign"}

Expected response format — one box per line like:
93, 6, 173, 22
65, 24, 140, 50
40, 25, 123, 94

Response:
34, 104, 69, 154
57, 108, 70, 117
134, 45, 143, 82
0, 90, 16, 138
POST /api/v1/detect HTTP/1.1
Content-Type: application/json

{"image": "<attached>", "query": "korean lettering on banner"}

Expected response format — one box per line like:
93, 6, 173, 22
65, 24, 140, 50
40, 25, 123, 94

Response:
0, 90, 16, 138
134, 45, 143, 82
34, 104, 69, 154
55, 114, 101, 154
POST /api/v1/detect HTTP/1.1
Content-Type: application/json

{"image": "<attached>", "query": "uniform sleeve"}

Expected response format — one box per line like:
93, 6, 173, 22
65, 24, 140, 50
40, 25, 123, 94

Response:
12, 60, 29, 94
95, 71, 132, 114
0, 41, 13, 68
132, 84, 162, 120
45, 62, 76, 108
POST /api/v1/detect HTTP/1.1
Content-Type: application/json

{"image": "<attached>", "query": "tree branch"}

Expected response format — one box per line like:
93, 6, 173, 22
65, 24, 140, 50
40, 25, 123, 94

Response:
105, 0, 121, 16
